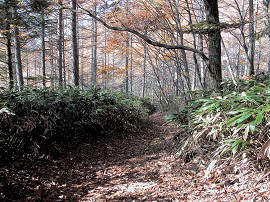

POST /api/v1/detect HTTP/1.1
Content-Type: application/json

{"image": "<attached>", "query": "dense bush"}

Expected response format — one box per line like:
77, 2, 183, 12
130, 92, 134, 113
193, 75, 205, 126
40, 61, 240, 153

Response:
0, 86, 155, 162
169, 74, 270, 160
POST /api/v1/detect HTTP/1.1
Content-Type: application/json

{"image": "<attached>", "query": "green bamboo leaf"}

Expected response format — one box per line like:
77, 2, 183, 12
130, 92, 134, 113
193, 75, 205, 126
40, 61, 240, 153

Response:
250, 120, 256, 133
232, 144, 239, 157
220, 147, 230, 156
236, 112, 253, 124
255, 112, 264, 125
242, 96, 259, 105
264, 105, 270, 112
227, 116, 238, 126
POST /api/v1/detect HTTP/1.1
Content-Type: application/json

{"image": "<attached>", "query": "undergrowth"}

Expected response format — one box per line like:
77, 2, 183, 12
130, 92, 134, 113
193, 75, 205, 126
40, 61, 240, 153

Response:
0, 86, 155, 162
167, 73, 270, 161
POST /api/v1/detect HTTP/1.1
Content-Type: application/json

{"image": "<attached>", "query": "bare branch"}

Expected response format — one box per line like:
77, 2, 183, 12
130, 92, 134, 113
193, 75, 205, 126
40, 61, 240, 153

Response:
64, 3, 209, 62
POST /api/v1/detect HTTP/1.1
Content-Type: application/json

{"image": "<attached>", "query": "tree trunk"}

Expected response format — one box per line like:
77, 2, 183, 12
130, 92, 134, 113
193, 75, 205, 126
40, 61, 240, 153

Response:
142, 41, 147, 98
248, 0, 255, 76
49, 28, 55, 88
4, 0, 14, 89
41, 11, 46, 87
80, 38, 84, 89
6, 22, 14, 90
130, 36, 133, 93
204, 0, 222, 89
57, 0, 63, 88
90, 1, 97, 85
125, 33, 129, 93
12, 1, 24, 90
185, 0, 204, 90
71, 0, 79, 86
263, 0, 270, 75
221, 38, 237, 85
63, 18, 67, 87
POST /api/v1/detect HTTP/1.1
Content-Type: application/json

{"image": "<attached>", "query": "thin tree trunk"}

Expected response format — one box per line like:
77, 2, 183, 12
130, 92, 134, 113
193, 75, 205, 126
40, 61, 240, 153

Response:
57, 0, 63, 88
49, 29, 55, 88
103, 28, 107, 90
81, 38, 84, 89
221, 38, 237, 85
199, 0, 206, 88
148, 51, 169, 105
12, 2, 23, 90
169, 0, 191, 91
256, 39, 262, 74
130, 36, 133, 93
248, 0, 255, 76
90, 1, 97, 85
124, 0, 130, 93
263, 0, 270, 74
34, 52, 37, 85
4, 0, 14, 89
41, 11, 46, 87
71, 0, 79, 86
185, 0, 204, 90
62, 18, 66, 87
6, 22, 14, 89
142, 41, 147, 98
26, 54, 29, 86
125, 33, 129, 93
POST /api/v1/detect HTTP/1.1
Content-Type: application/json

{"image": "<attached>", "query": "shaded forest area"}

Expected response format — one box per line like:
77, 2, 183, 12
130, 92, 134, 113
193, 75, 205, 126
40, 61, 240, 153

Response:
1, 0, 270, 200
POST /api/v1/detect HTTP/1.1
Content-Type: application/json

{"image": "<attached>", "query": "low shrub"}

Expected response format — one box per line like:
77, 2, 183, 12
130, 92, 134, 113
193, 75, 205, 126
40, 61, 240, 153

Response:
0, 86, 153, 162
169, 75, 270, 160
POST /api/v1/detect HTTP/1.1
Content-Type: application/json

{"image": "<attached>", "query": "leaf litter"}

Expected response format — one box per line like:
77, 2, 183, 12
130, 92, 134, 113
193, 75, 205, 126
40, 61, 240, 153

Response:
1, 112, 269, 201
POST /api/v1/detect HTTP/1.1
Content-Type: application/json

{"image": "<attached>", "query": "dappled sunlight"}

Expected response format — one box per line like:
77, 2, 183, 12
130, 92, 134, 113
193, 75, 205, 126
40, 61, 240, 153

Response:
1, 112, 269, 201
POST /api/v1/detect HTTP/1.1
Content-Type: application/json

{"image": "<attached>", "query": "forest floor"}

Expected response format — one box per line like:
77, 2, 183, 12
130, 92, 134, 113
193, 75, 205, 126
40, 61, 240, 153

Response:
1, 111, 270, 201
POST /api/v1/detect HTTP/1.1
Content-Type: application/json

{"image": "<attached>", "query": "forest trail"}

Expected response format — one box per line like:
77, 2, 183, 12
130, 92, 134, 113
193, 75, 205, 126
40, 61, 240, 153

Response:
1, 112, 269, 201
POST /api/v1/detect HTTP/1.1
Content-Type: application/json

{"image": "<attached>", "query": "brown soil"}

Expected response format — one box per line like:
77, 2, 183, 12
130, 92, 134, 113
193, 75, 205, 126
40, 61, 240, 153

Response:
1, 112, 269, 201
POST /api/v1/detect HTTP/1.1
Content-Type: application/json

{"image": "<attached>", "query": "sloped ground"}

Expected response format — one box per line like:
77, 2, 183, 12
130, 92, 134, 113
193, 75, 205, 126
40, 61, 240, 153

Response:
1, 112, 269, 201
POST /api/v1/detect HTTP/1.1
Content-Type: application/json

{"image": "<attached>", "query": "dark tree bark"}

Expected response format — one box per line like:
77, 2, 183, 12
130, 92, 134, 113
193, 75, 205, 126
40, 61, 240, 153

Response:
203, 0, 222, 89
57, 0, 63, 88
248, 0, 255, 76
71, 0, 79, 86
4, 0, 14, 89
41, 11, 46, 87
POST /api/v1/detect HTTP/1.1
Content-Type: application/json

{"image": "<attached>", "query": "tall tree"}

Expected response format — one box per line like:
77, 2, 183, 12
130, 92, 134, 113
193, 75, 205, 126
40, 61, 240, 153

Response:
41, 11, 46, 87
71, 0, 79, 86
57, 0, 63, 88
90, 0, 97, 85
263, 0, 270, 75
29, 0, 50, 87
125, 33, 130, 93
203, 0, 222, 89
11, 0, 24, 90
248, 0, 255, 76
142, 41, 147, 98
3, 0, 14, 89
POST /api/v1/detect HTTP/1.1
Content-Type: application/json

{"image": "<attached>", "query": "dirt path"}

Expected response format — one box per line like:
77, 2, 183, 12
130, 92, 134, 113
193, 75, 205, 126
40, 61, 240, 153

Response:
1, 112, 269, 201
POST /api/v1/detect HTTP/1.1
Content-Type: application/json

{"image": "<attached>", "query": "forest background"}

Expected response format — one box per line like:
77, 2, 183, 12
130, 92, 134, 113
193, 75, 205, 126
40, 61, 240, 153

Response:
1, 0, 270, 104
